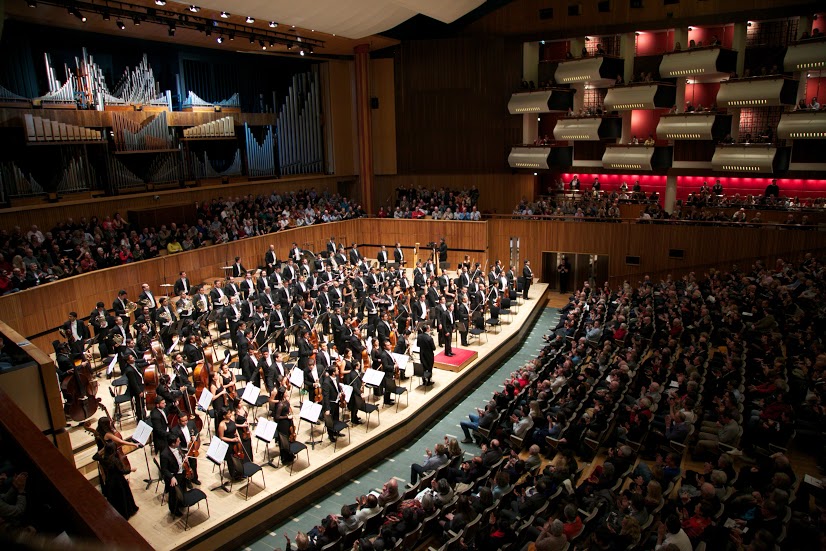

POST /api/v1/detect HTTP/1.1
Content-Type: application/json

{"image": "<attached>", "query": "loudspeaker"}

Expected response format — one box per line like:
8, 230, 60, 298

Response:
370, 97, 379, 109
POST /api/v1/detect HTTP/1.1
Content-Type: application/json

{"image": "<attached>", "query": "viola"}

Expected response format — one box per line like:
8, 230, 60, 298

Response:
313, 381, 323, 404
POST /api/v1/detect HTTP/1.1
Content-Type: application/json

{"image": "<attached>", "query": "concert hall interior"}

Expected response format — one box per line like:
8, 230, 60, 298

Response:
1, 1, 826, 550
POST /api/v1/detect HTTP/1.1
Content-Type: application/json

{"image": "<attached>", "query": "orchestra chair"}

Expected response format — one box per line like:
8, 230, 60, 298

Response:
468, 315, 487, 344
152, 458, 166, 502
332, 419, 350, 452
358, 399, 380, 432
109, 387, 134, 430
278, 439, 309, 476
412, 362, 429, 393
180, 488, 209, 530
393, 384, 409, 412
228, 459, 265, 500
485, 306, 502, 334
499, 298, 513, 323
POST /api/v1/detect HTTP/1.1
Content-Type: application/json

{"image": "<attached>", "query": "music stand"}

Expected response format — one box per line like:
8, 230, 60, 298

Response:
206, 437, 231, 493
131, 421, 154, 490
206, 309, 224, 343
297, 401, 323, 449
253, 417, 279, 468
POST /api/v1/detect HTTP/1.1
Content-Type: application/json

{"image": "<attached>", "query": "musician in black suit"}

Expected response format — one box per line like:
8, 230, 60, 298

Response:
456, 296, 470, 347
265, 244, 278, 270
62, 311, 90, 355
282, 259, 297, 283
412, 293, 428, 325
442, 302, 456, 357
394, 243, 405, 266
231, 257, 246, 278
138, 283, 158, 315
349, 244, 361, 266
183, 334, 204, 365
380, 340, 397, 406
237, 325, 256, 386
377, 246, 389, 267
89, 302, 112, 350
113, 290, 130, 325
123, 355, 145, 421
159, 433, 187, 517
290, 242, 303, 263
522, 260, 533, 300
150, 396, 171, 454
321, 368, 341, 427
224, 276, 241, 298
209, 280, 228, 333
417, 324, 436, 386
271, 303, 288, 352
239, 273, 256, 301
438, 238, 448, 264
107, 317, 131, 359
169, 412, 200, 485
376, 311, 392, 346
258, 348, 276, 393
364, 291, 379, 338
170, 353, 195, 395
226, 297, 243, 349
327, 237, 337, 254
173, 271, 192, 297
297, 331, 314, 373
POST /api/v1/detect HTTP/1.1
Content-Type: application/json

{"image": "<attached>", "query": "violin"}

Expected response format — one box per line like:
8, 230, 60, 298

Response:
313, 381, 323, 404
62, 354, 99, 422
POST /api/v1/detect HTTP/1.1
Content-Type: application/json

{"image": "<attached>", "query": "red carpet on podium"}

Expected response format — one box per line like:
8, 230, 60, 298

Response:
433, 347, 478, 372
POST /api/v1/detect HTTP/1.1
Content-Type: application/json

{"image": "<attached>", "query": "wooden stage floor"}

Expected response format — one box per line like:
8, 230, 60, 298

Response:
66, 284, 550, 551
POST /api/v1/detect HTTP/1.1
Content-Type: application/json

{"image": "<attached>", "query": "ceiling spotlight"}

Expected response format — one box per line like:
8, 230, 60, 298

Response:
300, 50, 305, 56
268, 40, 274, 47
268, 21, 277, 27
133, 17, 141, 26
204, 27, 211, 36
220, 11, 229, 18
540, 40, 545, 45
102, 11, 110, 20
246, 16, 254, 23
688, 26, 693, 30
188, 5, 200, 12
26, 0, 36, 7
116, 20, 125, 30
259, 39, 266, 50
155, 0, 166, 5
69, 7, 87, 22
217, 36, 224, 43
249, 36, 255, 44
308, 46, 313, 53
747, 21, 753, 27
229, 32, 235, 40
168, 24, 176, 36
286, 41, 293, 49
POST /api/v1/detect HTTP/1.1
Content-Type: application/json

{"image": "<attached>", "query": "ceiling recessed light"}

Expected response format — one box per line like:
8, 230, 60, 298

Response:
220, 11, 229, 18
155, 0, 166, 5
246, 16, 254, 23
217, 36, 224, 43
269, 21, 277, 27
300, 50, 305, 56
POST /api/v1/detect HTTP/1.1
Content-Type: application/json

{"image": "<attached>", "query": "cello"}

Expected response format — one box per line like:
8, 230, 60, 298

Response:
143, 340, 167, 410
61, 354, 99, 422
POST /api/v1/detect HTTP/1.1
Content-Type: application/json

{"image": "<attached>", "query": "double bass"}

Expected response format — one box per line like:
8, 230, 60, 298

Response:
62, 354, 99, 422
143, 340, 167, 409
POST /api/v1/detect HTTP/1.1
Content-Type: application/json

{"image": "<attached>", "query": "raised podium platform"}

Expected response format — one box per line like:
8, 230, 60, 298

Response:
434, 347, 478, 372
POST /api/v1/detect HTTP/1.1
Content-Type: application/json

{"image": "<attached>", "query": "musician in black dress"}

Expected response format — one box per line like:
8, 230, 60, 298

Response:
99, 441, 139, 519
217, 406, 243, 479
272, 388, 296, 464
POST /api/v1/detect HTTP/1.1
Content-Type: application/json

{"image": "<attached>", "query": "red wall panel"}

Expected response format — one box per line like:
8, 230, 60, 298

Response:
635, 30, 674, 55
812, 14, 826, 35
684, 82, 721, 110
561, 173, 667, 199
541, 41, 571, 61
805, 77, 825, 104
631, 109, 668, 142
677, 176, 826, 201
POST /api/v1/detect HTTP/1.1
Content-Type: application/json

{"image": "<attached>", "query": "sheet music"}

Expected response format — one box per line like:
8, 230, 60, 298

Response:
132, 420, 153, 446
805, 474, 824, 488
289, 368, 304, 388
299, 400, 322, 423
364, 368, 385, 386
106, 355, 118, 375
391, 353, 411, 377
411, 341, 420, 354
241, 383, 260, 406
206, 437, 229, 464
341, 384, 354, 402
197, 388, 213, 411
167, 337, 179, 356
254, 417, 277, 442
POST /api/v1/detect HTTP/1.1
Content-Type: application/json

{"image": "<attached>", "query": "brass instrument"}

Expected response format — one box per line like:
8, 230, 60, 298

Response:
195, 294, 211, 313
220, 295, 230, 306
112, 333, 125, 347
158, 310, 172, 323
125, 301, 138, 314
59, 328, 67, 338
138, 298, 150, 306
177, 298, 194, 314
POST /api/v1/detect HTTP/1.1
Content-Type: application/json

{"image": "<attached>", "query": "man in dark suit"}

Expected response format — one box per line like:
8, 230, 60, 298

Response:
380, 340, 397, 406
522, 260, 533, 300
394, 242, 405, 266
442, 302, 455, 356
62, 311, 90, 356
290, 242, 303, 263
326, 237, 337, 254
113, 290, 130, 325
417, 324, 436, 386
377, 245, 389, 267
321, 368, 341, 436
456, 297, 470, 347
349, 244, 361, 266
159, 433, 187, 517
282, 259, 297, 283
558, 256, 571, 294
376, 311, 393, 346
150, 396, 170, 455
173, 271, 192, 297
297, 331, 314, 373
169, 412, 200, 485
226, 297, 243, 349
123, 355, 145, 420
271, 303, 287, 352
264, 244, 278, 270
183, 334, 204, 365
437, 238, 448, 264
231, 257, 246, 278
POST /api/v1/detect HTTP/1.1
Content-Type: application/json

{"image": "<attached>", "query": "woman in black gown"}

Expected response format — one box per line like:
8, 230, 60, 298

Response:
233, 399, 254, 461
217, 406, 243, 479
100, 441, 139, 519
210, 371, 228, 436
272, 388, 296, 464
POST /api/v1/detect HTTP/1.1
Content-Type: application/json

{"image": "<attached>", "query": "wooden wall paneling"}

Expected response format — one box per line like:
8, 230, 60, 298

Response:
325, 60, 358, 178
370, 58, 398, 176
0, 174, 341, 231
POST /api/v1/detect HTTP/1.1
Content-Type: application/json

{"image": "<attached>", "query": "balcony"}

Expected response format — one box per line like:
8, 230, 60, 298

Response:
602, 144, 672, 171
603, 82, 676, 111
553, 116, 622, 141
777, 110, 826, 139
711, 144, 788, 174
659, 47, 738, 80
508, 145, 572, 170
554, 55, 625, 87
783, 39, 826, 72
656, 112, 732, 140
508, 88, 575, 114
716, 76, 799, 108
